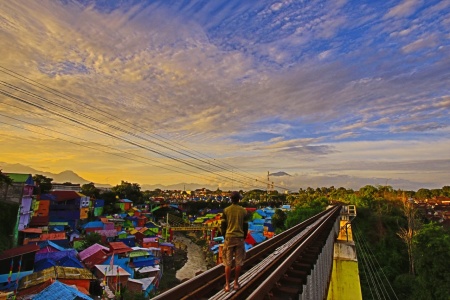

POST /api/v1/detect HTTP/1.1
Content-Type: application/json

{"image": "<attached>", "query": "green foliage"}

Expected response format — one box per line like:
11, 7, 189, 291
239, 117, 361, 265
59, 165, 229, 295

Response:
111, 181, 143, 204
285, 206, 324, 228
33, 174, 53, 194
413, 223, 450, 300
80, 232, 102, 250
81, 182, 100, 198
271, 209, 287, 231
0, 202, 19, 251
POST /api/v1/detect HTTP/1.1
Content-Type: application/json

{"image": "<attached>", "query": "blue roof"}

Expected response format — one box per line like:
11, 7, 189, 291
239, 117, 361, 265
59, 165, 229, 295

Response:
252, 219, 265, 225
34, 258, 57, 272
59, 256, 84, 268
120, 199, 133, 203
40, 194, 57, 201
36, 240, 67, 252
82, 221, 104, 229
255, 209, 267, 217
249, 224, 264, 232
33, 280, 93, 300
249, 232, 266, 244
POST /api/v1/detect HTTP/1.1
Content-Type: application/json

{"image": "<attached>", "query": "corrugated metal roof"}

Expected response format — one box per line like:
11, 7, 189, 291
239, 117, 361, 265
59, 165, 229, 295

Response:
19, 266, 94, 289
78, 244, 109, 261
95, 230, 117, 238
33, 280, 92, 300
109, 242, 132, 253
50, 191, 82, 201
82, 250, 108, 269
0, 244, 40, 260
94, 265, 130, 277
5, 173, 34, 185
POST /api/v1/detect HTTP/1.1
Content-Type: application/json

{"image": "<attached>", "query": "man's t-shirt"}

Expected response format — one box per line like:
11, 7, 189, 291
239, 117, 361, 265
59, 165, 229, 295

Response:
222, 204, 247, 238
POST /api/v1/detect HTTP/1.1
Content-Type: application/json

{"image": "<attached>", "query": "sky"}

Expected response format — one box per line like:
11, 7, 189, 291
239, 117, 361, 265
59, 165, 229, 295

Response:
0, 0, 449, 192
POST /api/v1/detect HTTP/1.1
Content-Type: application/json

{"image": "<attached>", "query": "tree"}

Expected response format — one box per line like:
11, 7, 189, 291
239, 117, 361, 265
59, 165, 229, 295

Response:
111, 181, 142, 203
413, 223, 450, 300
397, 198, 418, 275
272, 209, 287, 232
33, 174, 53, 194
415, 188, 431, 200
81, 182, 100, 198
81, 232, 102, 250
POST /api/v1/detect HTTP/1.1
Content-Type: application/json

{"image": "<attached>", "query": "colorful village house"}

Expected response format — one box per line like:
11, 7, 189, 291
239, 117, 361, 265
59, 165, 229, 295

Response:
1, 173, 35, 247
128, 247, 161, 277
29, 197, 50, 229
116, 199, 133, 212
21, 229, 67, 247
34, 243, 81, 272
102, 242, 133, 276
94, 264, 130, 295
0, 244, 40, 292
127, 276, 158, 298
90, 199, 104, 217
30, 280, 93, 300
17, 266, 95, 298
78, 244, 109, 271
47, 191, 90, 231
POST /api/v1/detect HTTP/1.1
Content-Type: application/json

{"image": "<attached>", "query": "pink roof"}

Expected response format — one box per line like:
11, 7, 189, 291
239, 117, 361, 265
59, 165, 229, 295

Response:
79, 243, 109, 261
143, 237, 158, 243
95, 230, 118, 238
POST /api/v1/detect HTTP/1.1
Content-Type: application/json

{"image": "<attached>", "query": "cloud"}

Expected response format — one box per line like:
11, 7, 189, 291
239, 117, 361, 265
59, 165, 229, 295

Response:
0, 0, 449, 191
385, 0, 423, 19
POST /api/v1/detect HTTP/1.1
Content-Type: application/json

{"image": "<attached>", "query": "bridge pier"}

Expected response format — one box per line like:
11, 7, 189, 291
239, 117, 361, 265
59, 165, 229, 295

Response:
326, 205, 362, 300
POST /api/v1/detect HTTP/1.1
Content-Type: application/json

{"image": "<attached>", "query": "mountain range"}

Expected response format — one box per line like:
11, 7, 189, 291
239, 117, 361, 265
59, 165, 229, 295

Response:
1, 162, 271, 191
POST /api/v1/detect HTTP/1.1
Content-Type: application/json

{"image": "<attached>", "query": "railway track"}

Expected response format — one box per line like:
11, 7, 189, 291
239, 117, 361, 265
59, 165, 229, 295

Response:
153, 205, 341, 300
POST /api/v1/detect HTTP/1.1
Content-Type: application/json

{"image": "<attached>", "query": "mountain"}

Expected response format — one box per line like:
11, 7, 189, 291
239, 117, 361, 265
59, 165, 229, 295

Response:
0, 162, 91, 184
269, 171, 291, 177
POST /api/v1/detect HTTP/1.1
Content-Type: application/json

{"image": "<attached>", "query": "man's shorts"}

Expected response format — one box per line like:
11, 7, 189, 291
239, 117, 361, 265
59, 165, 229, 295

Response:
222, 237, 246, 267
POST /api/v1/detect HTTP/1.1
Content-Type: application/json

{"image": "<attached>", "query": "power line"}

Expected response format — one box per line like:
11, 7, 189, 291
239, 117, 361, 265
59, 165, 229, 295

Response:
0, 65, 275, 187
0, 66, 292, 191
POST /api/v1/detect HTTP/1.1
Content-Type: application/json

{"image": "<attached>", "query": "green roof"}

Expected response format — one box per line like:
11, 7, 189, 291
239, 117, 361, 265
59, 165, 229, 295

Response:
6, 173, 34, 185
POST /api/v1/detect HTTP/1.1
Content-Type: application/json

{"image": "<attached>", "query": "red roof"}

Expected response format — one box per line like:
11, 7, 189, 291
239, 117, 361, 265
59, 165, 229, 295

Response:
29, 215, 50, 226
82, 250, 109, 269
108, 242, 132, 254
0, 244, 40, 260
50, 191, 81, 201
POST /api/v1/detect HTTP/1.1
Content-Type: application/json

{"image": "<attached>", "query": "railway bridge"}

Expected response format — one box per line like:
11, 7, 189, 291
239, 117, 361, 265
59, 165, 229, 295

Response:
154, 205, 361, 300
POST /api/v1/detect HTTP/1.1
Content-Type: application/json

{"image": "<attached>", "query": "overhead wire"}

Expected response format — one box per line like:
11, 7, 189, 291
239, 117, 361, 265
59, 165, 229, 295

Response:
353, 227, 399, 299
354, 227, 399, 299
0, 111, 223, 182
0, 65, 279, 188
0, 89, 238, 180
0, 66, 291, 191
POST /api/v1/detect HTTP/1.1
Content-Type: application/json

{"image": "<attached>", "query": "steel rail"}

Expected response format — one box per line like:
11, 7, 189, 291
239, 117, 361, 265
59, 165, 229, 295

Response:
153, 206, 340, 300
210, 205, 340, 299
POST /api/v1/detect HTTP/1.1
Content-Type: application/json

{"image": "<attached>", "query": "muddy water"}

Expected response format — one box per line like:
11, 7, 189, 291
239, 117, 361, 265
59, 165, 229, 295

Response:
174, 234, 208, 281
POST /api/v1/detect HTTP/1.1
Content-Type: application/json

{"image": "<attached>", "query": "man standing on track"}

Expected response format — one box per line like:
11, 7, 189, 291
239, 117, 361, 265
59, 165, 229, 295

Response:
221, 191, 248, 292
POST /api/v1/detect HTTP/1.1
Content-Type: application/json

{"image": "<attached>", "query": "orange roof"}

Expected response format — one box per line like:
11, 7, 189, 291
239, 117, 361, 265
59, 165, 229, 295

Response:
21, 228, 43, 234
109, 242, 132, 253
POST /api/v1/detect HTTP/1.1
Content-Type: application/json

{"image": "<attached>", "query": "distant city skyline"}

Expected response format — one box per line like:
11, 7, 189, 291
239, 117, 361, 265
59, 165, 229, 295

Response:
1, 1, 449, 191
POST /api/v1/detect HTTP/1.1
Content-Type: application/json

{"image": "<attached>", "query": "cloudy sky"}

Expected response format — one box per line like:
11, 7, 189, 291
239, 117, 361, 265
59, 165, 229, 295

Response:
0, 0, 449, 191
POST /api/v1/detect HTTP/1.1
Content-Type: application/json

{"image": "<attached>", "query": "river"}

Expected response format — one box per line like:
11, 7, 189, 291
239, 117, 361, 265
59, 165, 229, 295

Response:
174, 233, 208, 281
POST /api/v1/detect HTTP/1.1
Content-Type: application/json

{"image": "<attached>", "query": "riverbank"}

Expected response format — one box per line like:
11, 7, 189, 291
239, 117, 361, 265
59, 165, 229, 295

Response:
157, 232, 215, 294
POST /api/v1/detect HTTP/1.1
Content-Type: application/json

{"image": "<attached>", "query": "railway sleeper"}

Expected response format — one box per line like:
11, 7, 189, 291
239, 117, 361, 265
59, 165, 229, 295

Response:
287, 268, 308, 281
282, 273, 303, 285
268, 280, 303, 300
292, 261, 313, 273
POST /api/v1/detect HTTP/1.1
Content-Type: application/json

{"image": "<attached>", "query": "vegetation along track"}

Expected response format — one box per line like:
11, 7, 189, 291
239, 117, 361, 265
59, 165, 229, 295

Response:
153, 205, 341, 300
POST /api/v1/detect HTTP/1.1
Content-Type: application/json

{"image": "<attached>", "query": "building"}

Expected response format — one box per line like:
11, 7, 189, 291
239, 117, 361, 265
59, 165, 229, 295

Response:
0, 173, 35, 233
